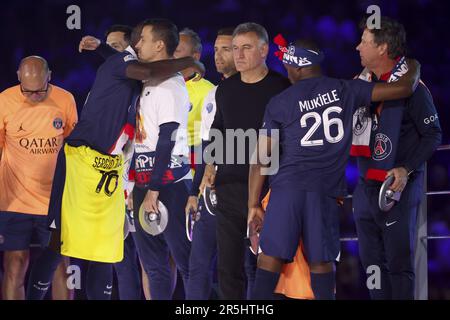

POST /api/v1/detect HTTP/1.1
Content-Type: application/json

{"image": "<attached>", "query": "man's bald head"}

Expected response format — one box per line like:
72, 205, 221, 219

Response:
18, 56, 49, 78
17, 56, 51, 103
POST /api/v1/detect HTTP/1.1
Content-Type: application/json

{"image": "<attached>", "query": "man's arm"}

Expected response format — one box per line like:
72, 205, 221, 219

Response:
79, 36, 206, 82
189, 140, 208, 196
399, 84, 442, 172
371, 59, 421, 102
387, 84, 442, 192
143, 122, 178, 213
248, 134, 273, 225
148, 122, 179, 192
248, 135, 272, 208
96, 43, 118, 59
79, 36, 117, 59
126, 57, 205, 81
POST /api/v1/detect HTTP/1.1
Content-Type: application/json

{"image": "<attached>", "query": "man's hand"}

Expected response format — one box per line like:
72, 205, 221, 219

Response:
184, 61, 206, 81
386, 167, 409, 192
127, 192, 134, 211
247, 206, 265, 234
185, 196, 199, 215
200, 165, 216, 193
79, 36, 101, 53
143, 190, 160, 213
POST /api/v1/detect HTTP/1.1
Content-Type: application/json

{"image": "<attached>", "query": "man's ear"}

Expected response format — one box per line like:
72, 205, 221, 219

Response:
378, 43, 388, 57
156, 39, 165, 53
47, 70, 52, 82
260, 42, 269, 58
17, 71, 20, 82
193, 51, 201, 61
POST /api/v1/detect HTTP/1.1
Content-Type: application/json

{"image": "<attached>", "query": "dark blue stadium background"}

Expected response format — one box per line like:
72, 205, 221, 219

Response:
0, 0, 448, 299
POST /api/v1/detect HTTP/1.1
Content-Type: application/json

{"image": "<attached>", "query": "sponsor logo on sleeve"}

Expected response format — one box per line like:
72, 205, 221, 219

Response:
124, 54, 137, 62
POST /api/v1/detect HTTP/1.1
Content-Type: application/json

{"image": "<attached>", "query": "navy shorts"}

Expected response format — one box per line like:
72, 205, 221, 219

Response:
259, 186, 341, 263
0, 211, 51, 251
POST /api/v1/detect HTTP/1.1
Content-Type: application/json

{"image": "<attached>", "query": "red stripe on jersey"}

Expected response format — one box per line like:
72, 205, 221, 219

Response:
190, 151, 196, 170
128, 169, 136, 181
124, 123, 135, 140
350, 145, 371, 157
366, 168, 387, 182
108, 125, 131, 155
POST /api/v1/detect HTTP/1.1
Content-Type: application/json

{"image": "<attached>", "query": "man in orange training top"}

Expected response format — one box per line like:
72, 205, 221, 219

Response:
0, 56, 78, 300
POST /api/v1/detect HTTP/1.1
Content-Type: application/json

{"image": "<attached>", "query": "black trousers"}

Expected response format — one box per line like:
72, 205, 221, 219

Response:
353, 172, 424, 300
215, 182, 249, 300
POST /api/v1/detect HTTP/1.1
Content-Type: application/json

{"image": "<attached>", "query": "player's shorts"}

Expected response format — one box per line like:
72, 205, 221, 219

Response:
0, 211, 50, 251
261, 191, 314, 299
259, 186, 340, 264
49, 144, 125, 263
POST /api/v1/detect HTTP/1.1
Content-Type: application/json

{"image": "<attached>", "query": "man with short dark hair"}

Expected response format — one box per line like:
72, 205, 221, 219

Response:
353, 16, 442, 300
184, 27, 240, 300
96, 25, 143, 300
131, 18, 192, 300
105, 24, 133, 52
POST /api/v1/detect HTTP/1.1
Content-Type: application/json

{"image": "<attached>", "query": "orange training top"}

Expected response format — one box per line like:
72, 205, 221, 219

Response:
0, 84, 78, 215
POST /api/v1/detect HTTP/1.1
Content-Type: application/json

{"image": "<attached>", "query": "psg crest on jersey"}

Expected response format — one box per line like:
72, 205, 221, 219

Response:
287, 44, 296, 55
206, 102, 213, 113
372, 133, 392, 161
53, 118, 63, 129
353, 108, 369, 136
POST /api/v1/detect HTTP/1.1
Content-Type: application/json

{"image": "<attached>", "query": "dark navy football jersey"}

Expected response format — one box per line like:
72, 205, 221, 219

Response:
262, 76, 374, 196
67, 47, 140, 155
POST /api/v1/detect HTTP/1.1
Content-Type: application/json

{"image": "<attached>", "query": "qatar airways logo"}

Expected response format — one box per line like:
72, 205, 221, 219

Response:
19, 137, 62, 154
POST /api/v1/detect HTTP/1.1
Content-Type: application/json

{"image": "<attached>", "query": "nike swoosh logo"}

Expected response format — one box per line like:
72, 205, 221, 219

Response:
106, 285, 113, 289
386, 221, 397, 227
38, 281, 51, 286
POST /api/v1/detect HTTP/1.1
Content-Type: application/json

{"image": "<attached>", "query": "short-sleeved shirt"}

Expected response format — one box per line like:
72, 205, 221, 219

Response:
262, 76, 374, 196
67, 46, 139, 155
134, 73, 191, 185
200, 86, 217, 141
0, 84, 78, 215
186, 77, 215, 147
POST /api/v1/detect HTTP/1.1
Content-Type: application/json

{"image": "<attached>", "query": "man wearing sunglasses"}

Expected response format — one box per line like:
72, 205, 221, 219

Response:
0, 56, 78, 300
